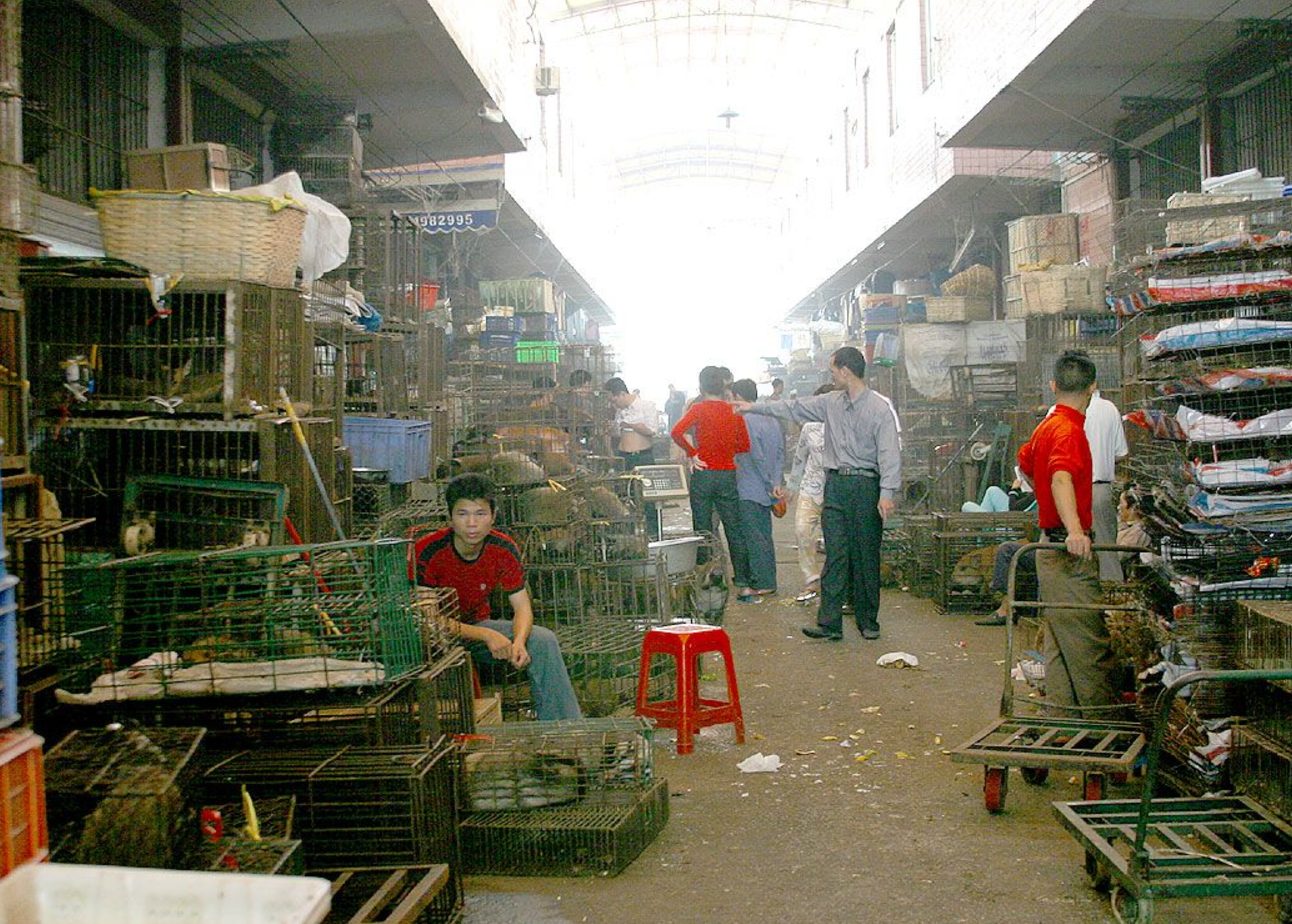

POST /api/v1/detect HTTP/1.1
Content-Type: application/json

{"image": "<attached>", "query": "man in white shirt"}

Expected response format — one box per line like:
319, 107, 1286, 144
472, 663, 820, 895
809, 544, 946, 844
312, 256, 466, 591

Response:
1084, 388, 1129, 580
607, 376, 661, 537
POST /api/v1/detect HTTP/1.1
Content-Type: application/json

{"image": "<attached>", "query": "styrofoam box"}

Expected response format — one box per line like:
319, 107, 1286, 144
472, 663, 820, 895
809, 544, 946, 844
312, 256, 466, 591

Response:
0, 863, 331, 924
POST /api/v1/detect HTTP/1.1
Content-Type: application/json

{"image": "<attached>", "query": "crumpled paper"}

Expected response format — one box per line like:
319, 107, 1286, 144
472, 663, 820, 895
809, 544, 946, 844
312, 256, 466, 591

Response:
736, 752, 782, 773
876, 651, 920, 668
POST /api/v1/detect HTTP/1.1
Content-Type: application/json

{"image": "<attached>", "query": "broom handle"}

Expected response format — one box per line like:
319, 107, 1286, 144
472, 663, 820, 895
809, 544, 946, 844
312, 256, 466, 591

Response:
279, 388, 348, 543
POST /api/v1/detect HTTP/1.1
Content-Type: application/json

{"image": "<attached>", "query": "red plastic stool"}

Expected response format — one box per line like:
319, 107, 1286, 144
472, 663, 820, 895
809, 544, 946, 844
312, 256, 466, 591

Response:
635, 623, 745, 755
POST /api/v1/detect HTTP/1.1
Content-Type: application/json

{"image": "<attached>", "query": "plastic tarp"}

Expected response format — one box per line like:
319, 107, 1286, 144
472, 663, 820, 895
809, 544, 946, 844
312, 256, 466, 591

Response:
239, 171, 351, 283
1190, 457, 1292, 489
902, 323, 965, 399
1140, 317, 1292, 358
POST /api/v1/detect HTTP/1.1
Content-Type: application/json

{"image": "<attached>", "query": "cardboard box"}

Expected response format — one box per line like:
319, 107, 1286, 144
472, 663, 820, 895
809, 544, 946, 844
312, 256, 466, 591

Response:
125, 143, 231, 192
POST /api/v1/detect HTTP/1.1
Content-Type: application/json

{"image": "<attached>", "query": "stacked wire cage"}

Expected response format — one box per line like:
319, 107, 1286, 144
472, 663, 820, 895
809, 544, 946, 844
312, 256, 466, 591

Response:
203, 738, 462, 922
1232, 601, 1292, 817
1114, 201, 1292, 791
52, 538, 429, 705
44, 725, 207, 868
456, 717, 669, 876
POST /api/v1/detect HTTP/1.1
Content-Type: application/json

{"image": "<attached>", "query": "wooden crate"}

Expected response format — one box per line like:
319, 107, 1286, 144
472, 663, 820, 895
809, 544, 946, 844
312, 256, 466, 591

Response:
925, 296, 992, 323
1004, 265, 1107, 317
1007, 213, 1079, 273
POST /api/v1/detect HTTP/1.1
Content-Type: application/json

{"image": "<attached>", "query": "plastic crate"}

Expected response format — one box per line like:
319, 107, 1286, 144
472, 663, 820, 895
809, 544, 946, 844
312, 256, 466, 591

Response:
484, 315, 520, 333
0, 730, 46, 876
515, 341, 560, 364
478, 331, 520, 350
0, 862, 332, 923
342, 417, 432, 484
0, 574, 16, 728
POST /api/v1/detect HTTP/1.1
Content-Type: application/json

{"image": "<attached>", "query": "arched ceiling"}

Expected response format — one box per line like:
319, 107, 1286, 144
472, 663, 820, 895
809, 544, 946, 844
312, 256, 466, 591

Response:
541, 0, 870, 192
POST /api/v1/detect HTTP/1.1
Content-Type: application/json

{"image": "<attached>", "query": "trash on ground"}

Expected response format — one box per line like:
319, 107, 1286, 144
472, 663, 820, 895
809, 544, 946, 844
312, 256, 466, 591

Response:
737, 752, 782, 773
876, 651, 920, 668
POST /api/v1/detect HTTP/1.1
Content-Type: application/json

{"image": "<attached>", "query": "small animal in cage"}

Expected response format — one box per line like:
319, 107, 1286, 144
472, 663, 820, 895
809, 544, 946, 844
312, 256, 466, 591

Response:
517, 486, 585, 525
951, 546, 997, 595
688, 562, 729, 620
580, 485, 630, 520
464, 750, 587, 811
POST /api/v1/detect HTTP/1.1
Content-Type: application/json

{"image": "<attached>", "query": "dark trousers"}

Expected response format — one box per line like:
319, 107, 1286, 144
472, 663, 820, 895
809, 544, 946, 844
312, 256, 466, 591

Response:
738, 499, 777, 591
618, 448, 659, 539
689, 469, 747, 575
818, 472, 882, 633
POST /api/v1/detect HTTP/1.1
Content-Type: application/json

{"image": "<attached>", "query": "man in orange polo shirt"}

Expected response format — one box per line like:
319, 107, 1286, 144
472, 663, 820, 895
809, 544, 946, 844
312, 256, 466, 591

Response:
1017, 351, 1119, 714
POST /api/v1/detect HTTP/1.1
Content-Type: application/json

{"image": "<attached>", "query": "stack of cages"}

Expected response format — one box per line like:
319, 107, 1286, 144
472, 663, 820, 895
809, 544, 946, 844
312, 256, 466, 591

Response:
274, 121, 366, 211
192, 792, 302, 875
1017, 312, 1122, 410
52, 540, 460, 751
456, 717, 669, 877
1114, 197, 1292, 789
1232, 600, 1292, 818
22, 275, 349, 545
930, 512, 1037, 613
203, 738, 462, 922
43, 725, 206, 868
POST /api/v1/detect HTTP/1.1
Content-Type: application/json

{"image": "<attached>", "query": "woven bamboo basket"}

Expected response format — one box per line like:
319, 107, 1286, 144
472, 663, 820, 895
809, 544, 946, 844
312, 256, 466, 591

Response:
940, 263, 995, 299
924, 295, 993, 323
93, 190, 306, 287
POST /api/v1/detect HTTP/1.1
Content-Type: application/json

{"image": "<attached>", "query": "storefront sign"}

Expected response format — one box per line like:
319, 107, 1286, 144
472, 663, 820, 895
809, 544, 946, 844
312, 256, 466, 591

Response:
403, 210, 498, 233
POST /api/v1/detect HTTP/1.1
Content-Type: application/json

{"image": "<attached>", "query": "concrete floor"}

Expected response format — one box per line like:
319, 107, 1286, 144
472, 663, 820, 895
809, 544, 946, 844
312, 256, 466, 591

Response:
465, 517, 1282, 924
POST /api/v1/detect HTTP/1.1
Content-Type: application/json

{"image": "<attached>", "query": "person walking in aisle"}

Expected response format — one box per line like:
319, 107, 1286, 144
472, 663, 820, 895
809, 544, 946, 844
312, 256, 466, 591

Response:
786, 384, 834, 605
741, 347, 901, 641
729, 378, 785, 603
607, 375, 661, 538
1017, 350, 1119, 715
671, 365, 751, 573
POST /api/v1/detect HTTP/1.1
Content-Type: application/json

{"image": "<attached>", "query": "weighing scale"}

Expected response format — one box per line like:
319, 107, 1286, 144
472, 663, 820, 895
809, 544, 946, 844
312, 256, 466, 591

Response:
633, 463, 690, 538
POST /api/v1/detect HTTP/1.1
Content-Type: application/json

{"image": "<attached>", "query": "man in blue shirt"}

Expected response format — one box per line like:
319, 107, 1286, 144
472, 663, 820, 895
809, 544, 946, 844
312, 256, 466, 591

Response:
729, 378, 785, 603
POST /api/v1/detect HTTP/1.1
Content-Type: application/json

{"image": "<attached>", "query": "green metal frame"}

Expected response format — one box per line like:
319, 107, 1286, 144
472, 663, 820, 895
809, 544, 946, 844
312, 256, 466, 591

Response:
1054, 668, 1292, 923
122, 474, 289, 550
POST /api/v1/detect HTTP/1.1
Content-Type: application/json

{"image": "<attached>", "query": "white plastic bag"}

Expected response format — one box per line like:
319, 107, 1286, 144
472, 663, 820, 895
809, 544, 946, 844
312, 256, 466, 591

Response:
238, 171, 351, 282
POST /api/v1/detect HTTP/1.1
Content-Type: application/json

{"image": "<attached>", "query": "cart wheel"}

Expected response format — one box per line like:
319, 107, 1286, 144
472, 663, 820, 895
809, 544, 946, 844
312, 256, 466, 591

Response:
1083, 772, 1105, 802
983, 766, 1008, 813
1112, 888, 1153, 923
1020, 766, 1049, 785
1084, 851, 1111, 892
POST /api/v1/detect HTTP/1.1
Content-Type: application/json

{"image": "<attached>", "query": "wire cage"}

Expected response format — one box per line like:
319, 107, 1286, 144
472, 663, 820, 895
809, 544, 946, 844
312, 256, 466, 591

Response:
32, 415, 341, 547
930, 512, 1038, 613
24, 278, 311, 419
0, 301, 26, 469
312, 320, 346, 436
457, 717, 654, 814
202, 794, 297, 841
121, 475, 288, 551
197, 838, 304, 875
1236, 599, 1292, 678
1230, 724, 1292, 821
377, 497, 449, 541
2, 515, 107, 683
1114, 196, 1292, 260
1163, 599, 1241, 718
203, 739, 461, 891
344, 331, 409, 415
556, 619, 672, 718
458, 777, 669, 877
45, 725, 206, 868
55, 539, 426, 703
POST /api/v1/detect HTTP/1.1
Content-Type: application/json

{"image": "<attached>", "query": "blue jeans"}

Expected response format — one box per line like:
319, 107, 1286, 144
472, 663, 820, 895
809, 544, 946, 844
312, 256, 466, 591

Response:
738, 499, 777, 591
962, 485, 1010, 513
468, 620, 582, 721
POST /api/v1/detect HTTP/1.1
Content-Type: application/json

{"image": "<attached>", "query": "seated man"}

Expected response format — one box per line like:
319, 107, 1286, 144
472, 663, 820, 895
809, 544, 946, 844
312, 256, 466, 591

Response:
973, 541, 1038, 626
410, 473, 582, 721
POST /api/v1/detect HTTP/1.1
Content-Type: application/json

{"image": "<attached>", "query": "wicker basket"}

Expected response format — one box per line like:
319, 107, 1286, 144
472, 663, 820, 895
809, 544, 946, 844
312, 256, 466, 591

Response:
940, 264, 995, 298
924, 295, 993, 323
93, 190, 306, 287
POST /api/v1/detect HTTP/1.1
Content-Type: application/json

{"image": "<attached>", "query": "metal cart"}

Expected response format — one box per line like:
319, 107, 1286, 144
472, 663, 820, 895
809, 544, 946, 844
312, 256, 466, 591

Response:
949, 542, 1150, 812
1054, 668, 1292, 923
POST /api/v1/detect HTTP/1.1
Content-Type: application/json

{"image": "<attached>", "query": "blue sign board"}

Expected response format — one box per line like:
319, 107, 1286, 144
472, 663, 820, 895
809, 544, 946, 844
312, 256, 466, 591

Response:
404, 210, 498, 234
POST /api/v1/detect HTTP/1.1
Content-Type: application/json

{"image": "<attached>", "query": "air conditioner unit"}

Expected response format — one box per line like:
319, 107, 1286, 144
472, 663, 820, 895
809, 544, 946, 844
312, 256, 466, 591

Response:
535, 66, 561, 96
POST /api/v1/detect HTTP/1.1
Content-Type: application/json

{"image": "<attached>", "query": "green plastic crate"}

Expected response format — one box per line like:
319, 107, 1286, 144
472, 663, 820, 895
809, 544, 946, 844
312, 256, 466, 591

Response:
515, 340, 560, 364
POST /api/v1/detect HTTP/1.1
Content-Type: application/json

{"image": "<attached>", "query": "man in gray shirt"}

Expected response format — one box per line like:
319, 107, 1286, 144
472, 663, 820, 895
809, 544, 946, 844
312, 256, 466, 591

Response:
741, 346, 901, 640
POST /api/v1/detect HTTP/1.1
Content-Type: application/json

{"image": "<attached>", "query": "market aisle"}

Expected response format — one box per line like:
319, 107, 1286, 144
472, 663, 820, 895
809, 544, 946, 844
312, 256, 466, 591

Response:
465, 518, 1279, 923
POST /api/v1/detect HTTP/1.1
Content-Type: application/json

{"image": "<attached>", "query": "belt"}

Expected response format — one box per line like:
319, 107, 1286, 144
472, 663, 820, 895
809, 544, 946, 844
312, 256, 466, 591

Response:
1093, 480, 1112, 485
827, 466, 878, 477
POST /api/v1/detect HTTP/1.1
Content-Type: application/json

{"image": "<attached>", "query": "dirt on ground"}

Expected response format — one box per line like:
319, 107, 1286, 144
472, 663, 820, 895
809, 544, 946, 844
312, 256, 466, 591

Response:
465, 520, 1280, 923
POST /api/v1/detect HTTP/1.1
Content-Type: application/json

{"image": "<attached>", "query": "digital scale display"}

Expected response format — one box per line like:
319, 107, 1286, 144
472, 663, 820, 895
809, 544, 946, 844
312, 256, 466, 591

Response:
634, 464, 690, 500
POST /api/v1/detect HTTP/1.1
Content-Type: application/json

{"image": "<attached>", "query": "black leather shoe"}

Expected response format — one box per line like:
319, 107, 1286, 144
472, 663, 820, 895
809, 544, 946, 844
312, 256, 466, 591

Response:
801, 624, 843, 641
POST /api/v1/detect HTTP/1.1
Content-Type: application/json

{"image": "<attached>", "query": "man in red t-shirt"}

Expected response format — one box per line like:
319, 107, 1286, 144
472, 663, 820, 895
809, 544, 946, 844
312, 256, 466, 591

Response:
1017, 350, 1119, 713
410, 473, 581, 721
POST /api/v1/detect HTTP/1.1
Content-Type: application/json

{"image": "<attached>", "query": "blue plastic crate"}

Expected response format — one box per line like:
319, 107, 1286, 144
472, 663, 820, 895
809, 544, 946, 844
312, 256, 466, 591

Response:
0, 574, 19, 728
484, 315, 520, 333
479, 331, 521, 350
342, 417, 432, 484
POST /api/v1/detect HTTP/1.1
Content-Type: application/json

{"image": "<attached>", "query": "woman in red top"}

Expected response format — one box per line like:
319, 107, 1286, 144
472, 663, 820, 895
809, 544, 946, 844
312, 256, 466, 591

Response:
672, 365, 751, 577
